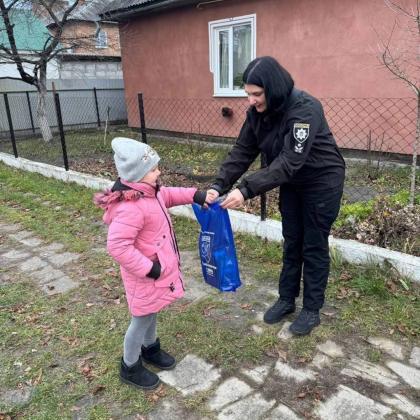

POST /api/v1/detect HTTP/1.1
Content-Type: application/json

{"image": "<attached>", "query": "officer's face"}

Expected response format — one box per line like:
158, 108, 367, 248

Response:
245, 84, 267, 113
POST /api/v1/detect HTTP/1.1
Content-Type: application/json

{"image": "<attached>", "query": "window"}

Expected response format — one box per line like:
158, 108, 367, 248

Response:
209, 14, 256, 97
96, 29, 107, 48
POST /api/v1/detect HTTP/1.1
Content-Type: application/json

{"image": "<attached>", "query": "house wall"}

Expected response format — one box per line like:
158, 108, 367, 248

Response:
120, 0, 416, 154
58, 61, 123, 79
60, 21, 121, 56
0, 58, 60, 79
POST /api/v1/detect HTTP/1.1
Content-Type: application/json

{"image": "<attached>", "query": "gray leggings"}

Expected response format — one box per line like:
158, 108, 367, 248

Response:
123, 313, 157, 366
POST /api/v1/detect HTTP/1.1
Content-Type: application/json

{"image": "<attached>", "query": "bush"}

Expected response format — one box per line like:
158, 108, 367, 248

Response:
334, 192, 420, 255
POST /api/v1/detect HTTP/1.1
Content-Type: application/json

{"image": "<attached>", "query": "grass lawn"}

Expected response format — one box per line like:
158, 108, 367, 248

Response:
0, 160, 419, 417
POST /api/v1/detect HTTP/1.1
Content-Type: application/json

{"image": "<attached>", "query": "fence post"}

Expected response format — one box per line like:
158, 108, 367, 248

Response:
138, 92, 147, 144
54, 92, 69, 171
3, 93, 18, 158
93, 87, 101, 127
260, 153, 267, 221
26, 91, 35, 133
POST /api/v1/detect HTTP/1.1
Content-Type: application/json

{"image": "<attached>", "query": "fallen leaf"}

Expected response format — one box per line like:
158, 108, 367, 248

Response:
92, 385, 105, 395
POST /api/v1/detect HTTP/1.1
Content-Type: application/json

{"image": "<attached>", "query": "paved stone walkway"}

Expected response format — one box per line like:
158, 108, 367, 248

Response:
0, 222, 419, 419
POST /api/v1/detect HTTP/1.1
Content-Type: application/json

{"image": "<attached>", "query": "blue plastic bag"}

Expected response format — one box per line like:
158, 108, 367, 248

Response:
192, 202, 241, 292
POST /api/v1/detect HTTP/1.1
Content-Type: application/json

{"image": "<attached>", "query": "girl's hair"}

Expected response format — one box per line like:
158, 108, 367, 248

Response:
242, 56, 294, 112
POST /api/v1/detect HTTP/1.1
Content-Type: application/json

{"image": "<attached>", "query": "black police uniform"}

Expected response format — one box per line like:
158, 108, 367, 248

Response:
211, 88, 345, 310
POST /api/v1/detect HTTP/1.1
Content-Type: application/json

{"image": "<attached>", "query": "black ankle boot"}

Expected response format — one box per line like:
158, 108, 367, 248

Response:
120, 357, 160, 390
263, 298, 295, 324
289, 308, 320, 335
142, 338, 176, 370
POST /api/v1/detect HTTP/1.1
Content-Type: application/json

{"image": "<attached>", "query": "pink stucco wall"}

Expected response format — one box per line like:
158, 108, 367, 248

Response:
119, 0, 416, 154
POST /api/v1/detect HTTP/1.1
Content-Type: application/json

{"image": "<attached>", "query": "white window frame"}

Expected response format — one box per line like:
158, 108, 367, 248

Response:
96, 29, 108, 49
209, 14, 256, 97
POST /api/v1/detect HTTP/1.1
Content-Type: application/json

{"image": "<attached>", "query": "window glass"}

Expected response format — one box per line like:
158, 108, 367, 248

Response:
96, 30, 107, 48
233, 24, 251, 90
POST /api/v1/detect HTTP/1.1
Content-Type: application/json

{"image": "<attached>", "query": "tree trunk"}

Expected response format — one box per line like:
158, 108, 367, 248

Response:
410, 94, 419, 205
37, 64, 53, 143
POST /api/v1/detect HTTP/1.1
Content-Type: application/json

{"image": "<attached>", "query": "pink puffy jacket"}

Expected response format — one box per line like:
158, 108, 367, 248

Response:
95, 181, 197, 316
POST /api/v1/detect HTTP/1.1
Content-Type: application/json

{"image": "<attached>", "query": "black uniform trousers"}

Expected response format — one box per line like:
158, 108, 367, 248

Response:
278, 183, 343, 310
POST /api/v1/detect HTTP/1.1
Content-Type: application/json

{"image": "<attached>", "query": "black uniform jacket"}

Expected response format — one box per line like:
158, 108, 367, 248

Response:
212, 89, 345, 200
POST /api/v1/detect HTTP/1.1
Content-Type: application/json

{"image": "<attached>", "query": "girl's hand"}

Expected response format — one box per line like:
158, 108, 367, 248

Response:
220, 189, 244, 209
206, 189, 220, 203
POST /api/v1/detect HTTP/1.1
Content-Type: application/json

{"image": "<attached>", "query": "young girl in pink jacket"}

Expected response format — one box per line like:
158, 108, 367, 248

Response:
94, 137, 208, 390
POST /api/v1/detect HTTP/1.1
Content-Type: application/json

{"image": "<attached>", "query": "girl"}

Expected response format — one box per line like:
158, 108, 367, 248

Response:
95, 137, 208, 390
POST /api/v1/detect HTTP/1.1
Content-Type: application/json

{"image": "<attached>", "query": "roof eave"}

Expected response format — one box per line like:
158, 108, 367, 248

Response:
101, 0, 201, 21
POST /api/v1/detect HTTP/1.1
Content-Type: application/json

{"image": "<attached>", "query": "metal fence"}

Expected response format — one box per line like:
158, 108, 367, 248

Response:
0, 87, 127, 138
0, 90, 417, 218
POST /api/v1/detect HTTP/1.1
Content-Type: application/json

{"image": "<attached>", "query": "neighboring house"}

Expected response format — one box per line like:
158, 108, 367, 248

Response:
103, 0, 416, 155
45, 0, 123, 79
0, 8, 59, 79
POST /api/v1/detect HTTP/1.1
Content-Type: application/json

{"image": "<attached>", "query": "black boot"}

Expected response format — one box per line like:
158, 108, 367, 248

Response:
120, 357, 160, 390
263, 298, 295, 324
289, 308, 320, 335
142, 338, 176, 370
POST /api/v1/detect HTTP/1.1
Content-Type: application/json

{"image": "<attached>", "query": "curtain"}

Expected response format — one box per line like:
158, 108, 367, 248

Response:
219, 30, 229, 89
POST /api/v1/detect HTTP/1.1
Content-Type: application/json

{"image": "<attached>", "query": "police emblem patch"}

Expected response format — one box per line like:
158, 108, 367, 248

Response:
293, 123, 310, 154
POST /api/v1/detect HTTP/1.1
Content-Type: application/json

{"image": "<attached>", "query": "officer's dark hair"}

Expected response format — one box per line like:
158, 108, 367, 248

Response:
242, 56, 294, 112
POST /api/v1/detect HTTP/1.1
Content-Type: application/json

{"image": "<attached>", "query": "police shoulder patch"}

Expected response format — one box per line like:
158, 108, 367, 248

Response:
292, 122, 310, 154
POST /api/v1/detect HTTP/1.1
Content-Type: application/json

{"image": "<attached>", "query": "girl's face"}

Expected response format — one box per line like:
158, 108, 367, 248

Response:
141, 165, 161, 186
245, 84, 267, 113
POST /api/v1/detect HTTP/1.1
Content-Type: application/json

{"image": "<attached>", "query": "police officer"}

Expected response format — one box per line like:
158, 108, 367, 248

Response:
207, 56, 345, 335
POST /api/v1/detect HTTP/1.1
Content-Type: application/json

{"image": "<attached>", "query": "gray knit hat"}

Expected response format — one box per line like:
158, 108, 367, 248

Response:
111, 137, 160, 182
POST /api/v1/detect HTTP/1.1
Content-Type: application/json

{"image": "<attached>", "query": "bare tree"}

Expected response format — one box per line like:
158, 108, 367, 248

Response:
0, 0, 102, 142
379, 0, 419, 205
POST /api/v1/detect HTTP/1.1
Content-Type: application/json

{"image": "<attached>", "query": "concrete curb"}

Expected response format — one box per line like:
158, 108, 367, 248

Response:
1, 152, 419, 283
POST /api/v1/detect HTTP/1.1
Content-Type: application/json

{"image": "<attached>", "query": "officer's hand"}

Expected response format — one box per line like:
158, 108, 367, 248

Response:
206, 189, 220, 203
220, 189, 244, 209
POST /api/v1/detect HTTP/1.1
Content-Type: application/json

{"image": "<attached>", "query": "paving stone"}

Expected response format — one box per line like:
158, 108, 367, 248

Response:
41, 276, 79, 295
38, 242, 65, 254
208, 377, 253, 411
274, 361, 316, 383
32, 266, 66, 284
46, 252, 80, 267
317, 340, 344, 358
367, 337, 404, 360
380, 393, 420, 417
240, 364, 271, 385
341, 357, 400, 388
311, 353, 332, 370
0, 272, 13, 285
148, 399, 206, 420
217, 393, 275, 420
255, 311, 264, 322
0, 224, 20, 233
315, 385, 392, 420
409, 347, 420, 368
251, 324, 263, 335
265, 404, 302, 420
19, 237, 43, 247
277, 321, 293, 341
19, 257, 48, 272
158, 354, 221, 396
0, 387, 32, 405
386, 360, 420, 390
9, 231, 33, 241
1, 250, 31, 261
